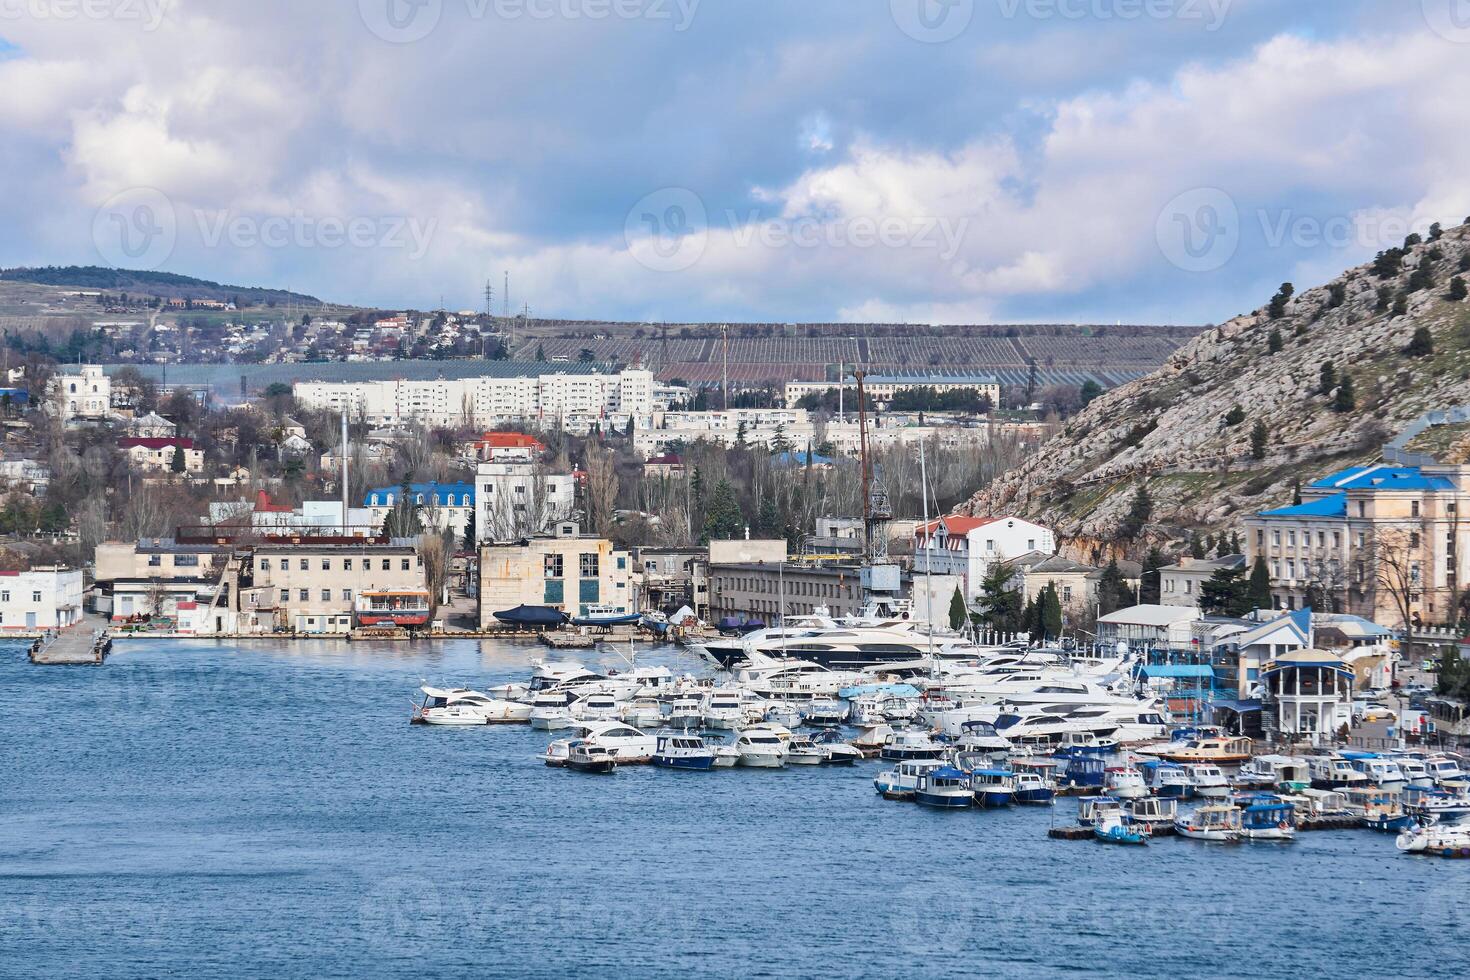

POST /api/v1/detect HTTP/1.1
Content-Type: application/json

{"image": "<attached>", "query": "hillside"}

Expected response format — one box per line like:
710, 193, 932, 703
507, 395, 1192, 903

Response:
0, 266, 323, 307
963, 219, 1470, 559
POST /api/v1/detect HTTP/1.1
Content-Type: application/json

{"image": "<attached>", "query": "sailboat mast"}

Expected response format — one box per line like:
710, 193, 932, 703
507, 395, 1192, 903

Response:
856, 369, 871, 561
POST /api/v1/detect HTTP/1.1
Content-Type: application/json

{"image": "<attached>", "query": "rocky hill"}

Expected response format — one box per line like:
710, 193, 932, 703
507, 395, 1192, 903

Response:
963, 218, 1470, 561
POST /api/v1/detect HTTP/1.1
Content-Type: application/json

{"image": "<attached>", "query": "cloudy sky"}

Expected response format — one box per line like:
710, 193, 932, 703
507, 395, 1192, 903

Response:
2, 0, 1470, 324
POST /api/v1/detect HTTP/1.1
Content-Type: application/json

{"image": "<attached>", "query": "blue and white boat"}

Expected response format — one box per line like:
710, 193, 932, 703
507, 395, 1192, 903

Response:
879, 729, 947, 762
1093, 808, 1147, 846
1054, 731, 1120, 758
1076, 795, 1119, 828
1059, 756, 1106, 790
1139, 759, 1193, 799
651, 732, 716, 771
1240, 797, 1296, 841
1011, 759, 1058, 805
874, 760, 944, 800
914, 767, 975, 809
971, 769, 1015, 808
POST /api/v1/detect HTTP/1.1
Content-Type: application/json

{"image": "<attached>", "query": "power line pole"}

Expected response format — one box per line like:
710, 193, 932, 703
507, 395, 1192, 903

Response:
721, 323, 729, 411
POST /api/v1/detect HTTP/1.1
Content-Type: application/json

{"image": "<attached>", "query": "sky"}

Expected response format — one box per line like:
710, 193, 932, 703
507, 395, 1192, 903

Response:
2, 0, 1470, 325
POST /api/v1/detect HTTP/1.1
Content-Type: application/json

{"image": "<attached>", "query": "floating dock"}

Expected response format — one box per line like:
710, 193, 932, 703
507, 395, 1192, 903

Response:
30, 617, 111, 665
539, 633, 597, 649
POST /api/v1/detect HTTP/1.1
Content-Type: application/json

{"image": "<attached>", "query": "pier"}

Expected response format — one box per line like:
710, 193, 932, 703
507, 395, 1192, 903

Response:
29, 615, 111, 665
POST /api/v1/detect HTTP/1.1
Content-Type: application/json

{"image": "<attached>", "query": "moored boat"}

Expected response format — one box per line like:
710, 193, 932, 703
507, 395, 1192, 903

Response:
1104, 766, 1147, 800
880, 728, 947, 762
915, 766, 975, 808
566, 739, 618, 773
1239, 797, 1296, 841
874, 760, 943, 800
413, 686, 532, 725
652, 732, 717, 771
971, 769, 1015, 808
1175, 804, 1242, 842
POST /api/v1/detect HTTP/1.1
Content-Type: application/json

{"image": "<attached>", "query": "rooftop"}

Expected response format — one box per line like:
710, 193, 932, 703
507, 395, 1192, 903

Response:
1307, 464, 1456, 493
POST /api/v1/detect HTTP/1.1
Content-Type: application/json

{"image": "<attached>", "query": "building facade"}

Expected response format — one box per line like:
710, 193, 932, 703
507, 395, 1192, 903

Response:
708, 561, 867, 622
475, 462, 576, 543
1160, 555, 1247, 608
120, 437, 205, 473
237, 539, 426, 634
364, 482, 475, 540
915, 515, 1055, 600
478, 535, 633, 625
784, 374, 1000, 409
55, 365, 111, 420
0, 567, 84, 631
1244, 463, 1470, 626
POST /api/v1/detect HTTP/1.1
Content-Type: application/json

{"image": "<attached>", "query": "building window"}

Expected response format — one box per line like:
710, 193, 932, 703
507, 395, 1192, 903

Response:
382, 559, 391, 571
1272, 531, 1280, 546
1410, 532, 1421, 549
321, 560, 331, 570
321, 590, 331, 601
148, 555, 162, 567
31, 591, 40, 602
1287, 531, 1295, 546
545, 554, 564, 578
580, 553, 600, 578
545, 579, 564, 604
299, 589, 309, 601
280, 589, 289, 601
1412, 500, 1421, 518
342, 589, 352, 601
1357, 501, 1366, 518
401, 559, 411, 571
344, 558, 353, 570
260, 559, 270, 571
300, 559, 309, 570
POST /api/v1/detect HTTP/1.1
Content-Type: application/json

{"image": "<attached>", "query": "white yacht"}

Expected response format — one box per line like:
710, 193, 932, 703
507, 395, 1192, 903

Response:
1184, 763, 1231, 798
735, 729, 788, 768
414, 686, 532, 725
667, 697, 704, 730
621, 697, 665, 728
764, 702, 803, 728
576, 692, 621, 722
1104, 766, 1148, 800
529, 692, 582, 730
577, 721, 657, 763
701, 689, 751, 731
1426, 755, 1469, 788
801, 697, 849, 727
786, 736, 826, 765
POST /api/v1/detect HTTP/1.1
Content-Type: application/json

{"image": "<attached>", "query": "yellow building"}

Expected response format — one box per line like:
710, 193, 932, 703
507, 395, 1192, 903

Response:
478, 533, 632, 626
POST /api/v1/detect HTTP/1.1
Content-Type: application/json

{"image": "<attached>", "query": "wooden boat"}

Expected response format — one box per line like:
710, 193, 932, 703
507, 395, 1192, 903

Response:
1144, 736, 1252, 764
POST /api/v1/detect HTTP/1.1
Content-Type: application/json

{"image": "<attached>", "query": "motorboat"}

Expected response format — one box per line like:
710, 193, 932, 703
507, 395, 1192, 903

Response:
1175, 805, 1242, 842
1426, 755, 1469, 789
701, 690, 750, 731
1011, 760, 1058, 804
849, 696, 888, 727
529, 692, 581, 730
1395, 756, 1434, 788
764, 702, 803, 728
1141, 736, 1252, 763
704, 736, 741, 768
1094, 807, 1147, 846
874, 760, 943, 800
566, 740, 618, 773
1059, 756, 1106, 791
971, 769, 1015, 808
652, 732, 717, 771
668, 697, 704, 730
852, 723, 896, 757
1076, 796, 1119, 828
951, 721, 1012, 771
413, 686, 532, 725
1342, 787, 1413, 832
1402, 785, 1470, 821
801, 697, 849, 727
541, 738, 573, 767
494, 604, 568, 629
1104, 767, 1147, 800
1397, 820, 1470, 855
1236, 755, 1310, 792
1139, 761, 1192, 799
1342, 754, 1408, 790
1054, 731, 1121, 758
621, 698, 665, 728
880, 729, 947, 762
568, 609, 641, 628
1125, 796, 1177, 832
915, 767, 975, 808
576, 692, 621, 722
786, 736, 826, 766
810, 730, 861, 765
576, 722, 657, 763
1308, 756, 1370, 790
1287, 788, 1351, 819
735, 729, 788, 768
1239, 797, 1296, 841
1184, 764, 1231, 799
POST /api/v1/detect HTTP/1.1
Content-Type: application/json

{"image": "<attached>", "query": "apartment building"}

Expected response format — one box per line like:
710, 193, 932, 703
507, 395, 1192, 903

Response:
292, 368, 655, 429
1244, 463, 1470, 625
364, 482, 475, 540
478, 535, 633, 626
1160, 555, 1247, 608
236, 539, 426, 634
119, 437, 205, 473
54, 365, 111, 420
0, 567, 84, 631
784, 374, 1000, 409
94, 538, 230, 622
475, 462, 576, 543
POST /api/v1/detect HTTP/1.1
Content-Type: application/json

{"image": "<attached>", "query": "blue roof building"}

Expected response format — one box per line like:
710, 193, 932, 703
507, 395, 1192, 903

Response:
364, 482, 475, 508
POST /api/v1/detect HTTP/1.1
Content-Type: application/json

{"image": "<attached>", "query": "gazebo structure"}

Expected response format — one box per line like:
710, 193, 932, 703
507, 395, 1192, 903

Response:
1261, 649, 1354, 747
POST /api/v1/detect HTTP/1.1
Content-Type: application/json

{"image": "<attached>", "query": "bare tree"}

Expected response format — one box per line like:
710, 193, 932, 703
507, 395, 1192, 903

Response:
416, 531, 452, 621
1368, 527, 1421, 660
585, 447, 619, 537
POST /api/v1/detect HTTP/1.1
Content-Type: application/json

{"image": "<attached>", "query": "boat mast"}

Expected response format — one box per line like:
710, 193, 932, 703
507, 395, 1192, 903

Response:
856, 369, 871, 561
919, 437, 935, 678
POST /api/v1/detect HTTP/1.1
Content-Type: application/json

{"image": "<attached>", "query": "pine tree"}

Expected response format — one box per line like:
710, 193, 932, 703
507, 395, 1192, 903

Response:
976, 562, 1024, 633
1223, 405, 1246, 426
1041, 583, 1063, 639
1118, 483, 1153, 538
701, 479, 744, 542
1215, 533, 1233, 558
1080, 379, 1103, 406
462, 511, 477, 550
1096, 559, 1134, 615
1200, 567, 1250, 616
1267, 329, 1284, 354
1249, 420, 1268, 460
1332, 375, 1356, 412
1189, 533, 1206, 560
169, 445, 186, 473
1318, 361, 1336, 396
1247, 556, 1272, 611
1139, 548, 1165, 605
1405, 327, 1434, 357
1292, 478, 1303, 506
1267, 282, 1294, 319
948, 586, 968, 632
1449, 276, 1468, 302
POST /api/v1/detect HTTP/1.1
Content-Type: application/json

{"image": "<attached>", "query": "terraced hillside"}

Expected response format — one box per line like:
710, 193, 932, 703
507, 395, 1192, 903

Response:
963, 220, 1470, 558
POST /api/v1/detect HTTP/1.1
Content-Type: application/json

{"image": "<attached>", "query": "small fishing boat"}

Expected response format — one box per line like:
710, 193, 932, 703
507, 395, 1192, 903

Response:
1059, 756, 1107, 791
1139, 760, 1193, 799
1341, 753, 1408, 790
1309, 756, 1369, 790
566, 740, 618, 773
880, 729, 947, 762
1426, 755, 1469, 789
1011, 760, 1058, 804
1076, 796, 1119, 828
1125, 796, 1177, 833
1288, 788, 1351, 819
786, 736, 826, 766
915, 766, 975, 809
1343, 787, 1413, 833
493, 604, 568, 629
1401, 785, 1470, 821
1104, 766, 1147, 800
1094, 809, 1147, 846
1144, 736, 1252, 764
735, 729, 788, 768
1184, 763, 1231, 799
1175, 804, 1242, 842
1395, 755, 1434, 788
651, 732, 717, 771
569, 610, 641, 628
971, 769, 1016, 808
809, 730, 861, 765
1236, 755, 1311, 792
668, 697, 704, 730
1239, 797, 1296, 841
874, 760, 943, 800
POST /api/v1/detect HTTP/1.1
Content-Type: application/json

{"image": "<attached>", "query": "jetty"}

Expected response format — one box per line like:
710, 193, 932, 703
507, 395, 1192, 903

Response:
30, 615, 111, 665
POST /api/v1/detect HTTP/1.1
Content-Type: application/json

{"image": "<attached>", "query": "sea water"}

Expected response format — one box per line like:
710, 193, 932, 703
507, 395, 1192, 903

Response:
1, 639, 1462, 979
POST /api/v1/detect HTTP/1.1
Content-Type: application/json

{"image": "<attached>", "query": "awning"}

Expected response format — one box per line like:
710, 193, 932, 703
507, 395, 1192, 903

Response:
1211, 699, 1262, 714
1138, 664, 1215, 679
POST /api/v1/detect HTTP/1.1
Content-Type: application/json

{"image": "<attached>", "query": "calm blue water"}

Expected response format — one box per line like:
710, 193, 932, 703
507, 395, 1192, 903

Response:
2, 638, 1463, 979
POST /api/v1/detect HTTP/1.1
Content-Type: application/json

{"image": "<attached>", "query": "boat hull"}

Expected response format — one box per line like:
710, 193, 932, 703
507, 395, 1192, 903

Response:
652, 755, 716, 771
357, 613, 430, 627
915, 791, 973, 808
974, 791, 1013, 808
1175, 826, 1238, 842
787, 752, 824, 766
567, 759, 616, 773
1014, 788, 1054, 805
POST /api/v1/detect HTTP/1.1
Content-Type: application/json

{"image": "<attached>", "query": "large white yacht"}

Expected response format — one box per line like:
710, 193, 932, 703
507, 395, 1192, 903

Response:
414, 686, 532, 725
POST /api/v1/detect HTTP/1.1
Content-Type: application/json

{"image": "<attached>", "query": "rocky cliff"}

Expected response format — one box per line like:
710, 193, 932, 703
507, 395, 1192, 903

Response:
964, 220, 1470, 559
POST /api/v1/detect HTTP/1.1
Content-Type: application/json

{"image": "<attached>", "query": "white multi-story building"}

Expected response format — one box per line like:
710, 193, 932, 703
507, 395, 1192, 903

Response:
0, 566, 84, 631
476, 461, 576, 543
293, 369, 655, 430
914, 515, 1055, 600
54, 365, 112, 420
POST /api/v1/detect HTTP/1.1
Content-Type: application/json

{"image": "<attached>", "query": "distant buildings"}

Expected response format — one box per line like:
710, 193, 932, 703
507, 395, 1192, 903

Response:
364, 482, 475, 540
470, 431, 545, 462
1159, 554, 1246, 608
783, 374, 1000, 410
53, 365, 111, 420
119, 437, 204, 473
0, 567, 84, 631
914, 515, 1055, 599
236, 539, 426, 634
478, 533, 632, 626
1003, 552, 1139, 621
